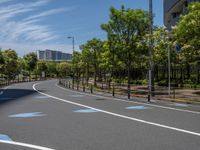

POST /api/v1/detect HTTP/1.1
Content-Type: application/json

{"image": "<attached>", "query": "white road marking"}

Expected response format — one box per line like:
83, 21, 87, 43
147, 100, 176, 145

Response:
33, 82, 200, 137
0, 140, 55, 150
56, 83, 200, 115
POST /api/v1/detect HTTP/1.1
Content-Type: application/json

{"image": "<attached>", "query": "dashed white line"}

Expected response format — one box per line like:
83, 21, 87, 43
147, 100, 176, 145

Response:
33, 82, 200, 137
56, 83, 200, 115
0, 140, 55, 150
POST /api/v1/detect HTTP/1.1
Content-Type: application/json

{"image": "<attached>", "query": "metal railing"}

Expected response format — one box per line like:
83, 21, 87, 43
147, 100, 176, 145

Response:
59, 78, 200, 104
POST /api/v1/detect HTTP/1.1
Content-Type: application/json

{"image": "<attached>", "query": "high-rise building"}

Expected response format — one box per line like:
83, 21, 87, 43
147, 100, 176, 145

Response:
56, 51, 62, 60
37, 49, 72, 61
62, 53, 72, 60
45, 49, 52, 60
164, 0, 200, 29
51, 50, 57, 60
37, 50, 45, 60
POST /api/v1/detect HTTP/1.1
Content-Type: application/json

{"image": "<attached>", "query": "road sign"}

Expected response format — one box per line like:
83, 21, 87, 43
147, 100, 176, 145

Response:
176, 44, 181, 52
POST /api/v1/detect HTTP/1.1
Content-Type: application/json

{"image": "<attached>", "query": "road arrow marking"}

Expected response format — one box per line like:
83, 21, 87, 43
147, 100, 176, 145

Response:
126, 105, 152, 110
0, 134, 12, 141
74, 108, 99, 113
9, 112, 47, 118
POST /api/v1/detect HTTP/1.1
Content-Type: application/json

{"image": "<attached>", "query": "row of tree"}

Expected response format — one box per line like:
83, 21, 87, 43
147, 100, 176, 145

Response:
71, 3, 200, 87
0, 50, 72, 80
0, 2, 199, 88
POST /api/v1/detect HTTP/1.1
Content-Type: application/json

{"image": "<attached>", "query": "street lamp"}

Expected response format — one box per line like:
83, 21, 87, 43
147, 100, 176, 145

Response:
68, 36, 75, 52
68, 36, 75, 89
148, 0, 153, 102
166, 30, 171, 96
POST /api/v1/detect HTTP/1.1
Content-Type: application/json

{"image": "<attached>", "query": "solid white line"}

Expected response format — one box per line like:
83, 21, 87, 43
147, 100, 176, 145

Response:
33, 82, 200, 137
56, 83, 200, 115
0, 140, 55, 150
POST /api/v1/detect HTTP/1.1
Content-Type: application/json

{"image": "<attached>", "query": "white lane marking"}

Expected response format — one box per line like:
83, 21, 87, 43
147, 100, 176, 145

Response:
33, 83, 200, 137
0, 86, 10, 96
56, 83, 200, 114
0, 140, 55, 150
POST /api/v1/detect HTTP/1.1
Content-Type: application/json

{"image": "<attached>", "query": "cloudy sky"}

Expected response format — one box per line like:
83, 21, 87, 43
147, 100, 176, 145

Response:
0, 0, 163, 56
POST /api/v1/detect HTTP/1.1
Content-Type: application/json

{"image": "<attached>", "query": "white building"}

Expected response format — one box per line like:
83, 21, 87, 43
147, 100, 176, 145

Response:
37, 49, 72, 61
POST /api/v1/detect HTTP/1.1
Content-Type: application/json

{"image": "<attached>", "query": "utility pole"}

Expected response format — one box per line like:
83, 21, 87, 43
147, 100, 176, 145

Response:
68, 36, 75, 89
148, 0, 153, 102
167, 33, 171, 96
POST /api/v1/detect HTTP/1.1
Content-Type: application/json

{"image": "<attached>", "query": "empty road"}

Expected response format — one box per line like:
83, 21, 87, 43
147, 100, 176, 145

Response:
0, 79, 200, 150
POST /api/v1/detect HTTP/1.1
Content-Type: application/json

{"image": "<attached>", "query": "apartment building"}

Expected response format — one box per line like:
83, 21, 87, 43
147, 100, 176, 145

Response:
164, 0, 200, 29
37, 49, 72, 61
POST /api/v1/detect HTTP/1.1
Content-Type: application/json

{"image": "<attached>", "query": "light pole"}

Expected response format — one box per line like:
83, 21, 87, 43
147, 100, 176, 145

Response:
166, 31, 171, 96
68, 36, 75, 89
68, 36, 75, 52
148, 0, 153, 102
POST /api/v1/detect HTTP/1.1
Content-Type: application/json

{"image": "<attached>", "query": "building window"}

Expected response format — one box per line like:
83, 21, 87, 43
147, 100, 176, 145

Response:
172, 13, 177, 19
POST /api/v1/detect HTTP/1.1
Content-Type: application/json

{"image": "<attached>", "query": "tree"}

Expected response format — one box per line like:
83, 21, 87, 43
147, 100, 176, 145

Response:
101, 6, 149, 98
72, 51, 82, 83
47, 61, 57, 77
2, 49, 18, 80
56, 62, 71, 77
80, 38, 103, 86
173, 2, 200, 83
36, 61, 47, 78
152, 27, 179, 84
80, 44, 93, 85
173, 2, 200, 62
23, 52, 38, 79
0, 51, 4, 74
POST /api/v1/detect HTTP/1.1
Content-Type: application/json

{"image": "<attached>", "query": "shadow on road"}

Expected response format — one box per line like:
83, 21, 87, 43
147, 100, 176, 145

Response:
0, 89, 37, 105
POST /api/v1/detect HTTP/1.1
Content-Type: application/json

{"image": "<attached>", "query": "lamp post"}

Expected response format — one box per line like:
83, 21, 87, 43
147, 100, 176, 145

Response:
166, 31, 171, 96
68, 36, 75, 89
68, 36, 75, 52
168, 39, 171, 96
148, 0, 153, 102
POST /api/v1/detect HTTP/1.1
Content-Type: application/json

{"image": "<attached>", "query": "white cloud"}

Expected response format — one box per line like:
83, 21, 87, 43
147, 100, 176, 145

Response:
0, 0, 73, 46
25, 8, 68, 21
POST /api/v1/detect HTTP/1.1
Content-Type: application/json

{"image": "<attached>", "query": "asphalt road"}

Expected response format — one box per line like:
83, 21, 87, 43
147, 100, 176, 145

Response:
0, 79, 200, 150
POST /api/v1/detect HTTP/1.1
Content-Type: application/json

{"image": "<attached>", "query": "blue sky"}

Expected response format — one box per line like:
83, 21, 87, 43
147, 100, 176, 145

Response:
0, 0, 164, 56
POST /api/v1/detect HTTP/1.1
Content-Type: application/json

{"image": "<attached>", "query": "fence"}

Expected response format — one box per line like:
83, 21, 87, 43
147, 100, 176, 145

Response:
59, 78, 200, 104
0, 77, 45, 88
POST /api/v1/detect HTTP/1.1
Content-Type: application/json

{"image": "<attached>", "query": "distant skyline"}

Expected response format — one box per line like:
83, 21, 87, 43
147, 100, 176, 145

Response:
0, 0, 164, 56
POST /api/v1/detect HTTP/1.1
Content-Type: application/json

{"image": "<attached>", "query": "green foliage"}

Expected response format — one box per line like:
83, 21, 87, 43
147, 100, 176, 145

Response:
46, 61, 57, 77
0, 51, 4, 73
23, 52, 38, 72
37, 61, 47, 76
79, 38, 104, 84
2, 49, 19, 79
56, 62, 71, 77
173, 2, 200, 63
101, 6, 149, 65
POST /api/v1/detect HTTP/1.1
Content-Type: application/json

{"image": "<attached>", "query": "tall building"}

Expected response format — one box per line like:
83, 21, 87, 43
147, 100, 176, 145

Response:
62, 53, 72, 60
164, 0, 200, 29
37, 50, 45, 60
37, 49, 72, 61
56, 51, 62, 60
